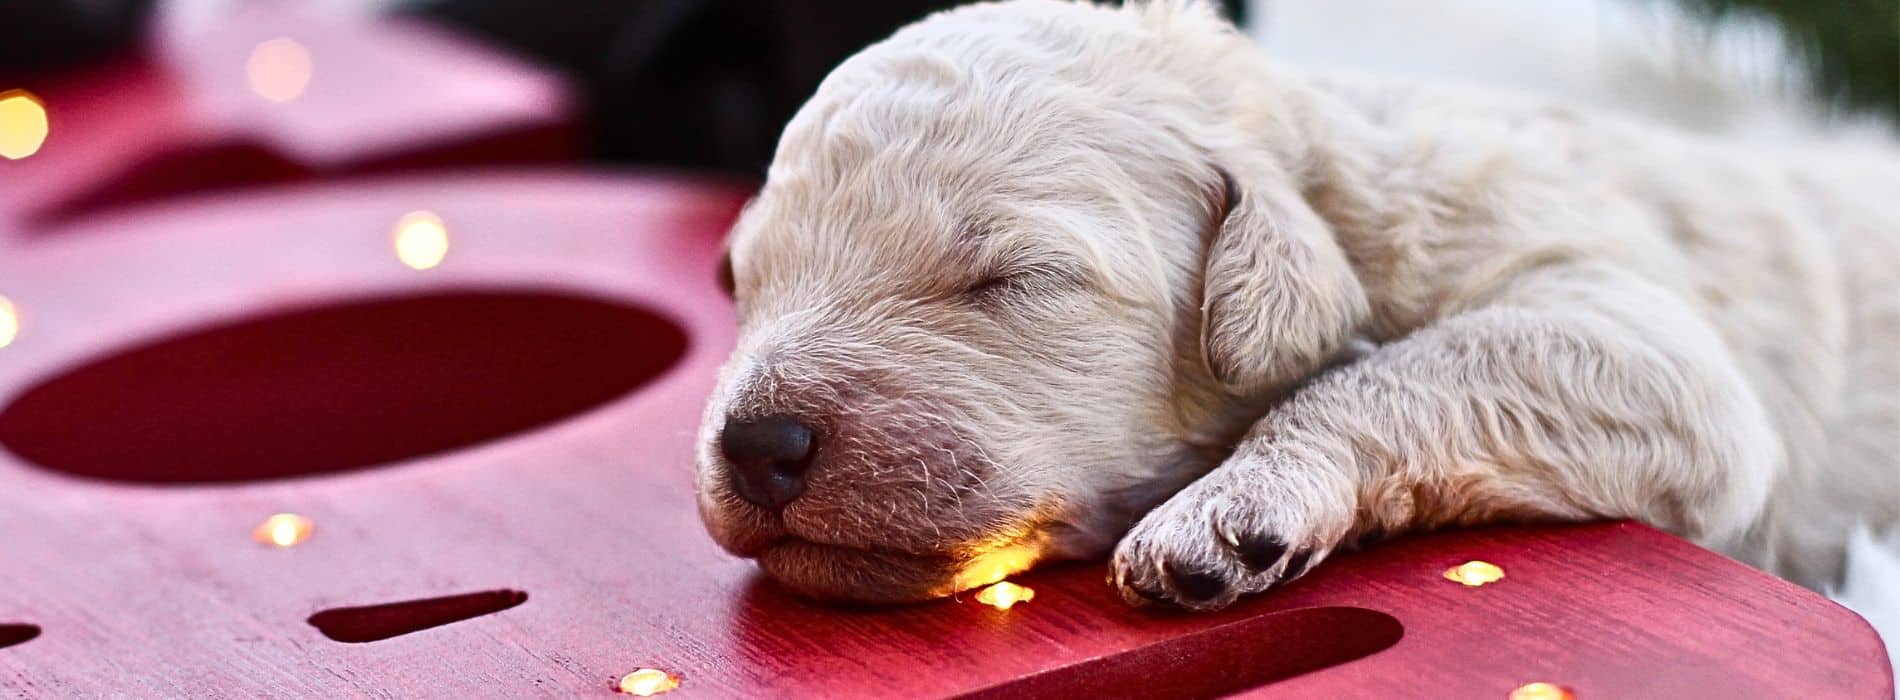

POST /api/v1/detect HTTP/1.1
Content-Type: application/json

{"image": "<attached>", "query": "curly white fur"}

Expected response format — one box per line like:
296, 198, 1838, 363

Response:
694, 0, 1899, 628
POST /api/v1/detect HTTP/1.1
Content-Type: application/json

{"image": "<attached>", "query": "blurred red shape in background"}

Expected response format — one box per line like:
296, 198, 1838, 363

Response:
0, 6, 576, 235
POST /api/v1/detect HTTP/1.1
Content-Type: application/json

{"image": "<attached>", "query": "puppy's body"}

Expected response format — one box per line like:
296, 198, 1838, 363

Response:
1234, 70, 1900, 588
696, 0, 1898, 608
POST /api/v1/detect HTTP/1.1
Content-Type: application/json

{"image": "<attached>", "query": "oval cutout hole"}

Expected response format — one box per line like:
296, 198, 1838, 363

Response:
0, 623, 41, 650
309, 589, 527, 643
957, 606, 1401, 699
0, 291, 684, 484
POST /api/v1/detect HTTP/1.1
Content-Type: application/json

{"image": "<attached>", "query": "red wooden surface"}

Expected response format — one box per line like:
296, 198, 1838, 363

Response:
0, 174, 1888, 698
0, 10, 573, 233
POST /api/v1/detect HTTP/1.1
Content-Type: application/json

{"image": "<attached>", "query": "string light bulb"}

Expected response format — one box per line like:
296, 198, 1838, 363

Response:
975, 581, 1035, 610
1444, 560, 1505, 587
253, 513, 314, 547
1509, 682, 1575, 700
618, 669, 679, 696
0, 296, 19, 349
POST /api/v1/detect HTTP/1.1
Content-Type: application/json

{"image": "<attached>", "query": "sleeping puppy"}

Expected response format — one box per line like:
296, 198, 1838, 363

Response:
693, 0, 1900, 609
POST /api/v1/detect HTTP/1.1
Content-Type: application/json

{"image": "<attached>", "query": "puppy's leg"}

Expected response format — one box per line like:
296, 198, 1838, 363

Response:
1112, 262, 1781, 609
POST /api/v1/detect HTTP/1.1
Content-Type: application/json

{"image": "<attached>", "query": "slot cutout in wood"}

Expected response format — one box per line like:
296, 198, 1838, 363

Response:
957, 606, 1401, 699
308, 589, 527, 643
0, 623, 41, 650
0, 290, 684, 483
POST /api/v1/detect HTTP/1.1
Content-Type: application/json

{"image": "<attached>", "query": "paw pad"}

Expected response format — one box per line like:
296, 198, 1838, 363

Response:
1163, 563, 1229, 602
1233, 533, 1287, 572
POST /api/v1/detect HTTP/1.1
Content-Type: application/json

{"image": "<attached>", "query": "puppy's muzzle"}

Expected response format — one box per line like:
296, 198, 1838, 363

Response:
718, 413, 818, 510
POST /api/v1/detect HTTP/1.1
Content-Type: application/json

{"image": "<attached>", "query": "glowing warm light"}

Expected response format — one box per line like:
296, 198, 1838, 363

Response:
0, 90, 49, 160
393, 210, 451, 270
975, 581, 1036, 610
1445, 560, 1506, 587
951, 542, 1042, 593
246, 38, 313, 102
253, 513, 314, 547
617, 669, 679, 696
0, 296, 18, 349
1509, 682, 1575, 700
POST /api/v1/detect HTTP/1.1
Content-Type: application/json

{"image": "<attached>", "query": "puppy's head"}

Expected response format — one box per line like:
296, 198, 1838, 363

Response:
695, 0, 1366, 603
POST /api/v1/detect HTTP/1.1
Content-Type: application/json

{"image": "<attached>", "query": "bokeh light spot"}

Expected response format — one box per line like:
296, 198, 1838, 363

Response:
246, 38, 313, 103
0, 90, 49, 160
392, 210, 451, 271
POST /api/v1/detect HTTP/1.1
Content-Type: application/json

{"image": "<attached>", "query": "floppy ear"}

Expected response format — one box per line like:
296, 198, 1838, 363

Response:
1200, 162, 1368, 395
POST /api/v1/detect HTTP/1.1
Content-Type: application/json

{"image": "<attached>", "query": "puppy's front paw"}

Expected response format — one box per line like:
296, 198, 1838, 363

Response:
1109, 450, 1355, 610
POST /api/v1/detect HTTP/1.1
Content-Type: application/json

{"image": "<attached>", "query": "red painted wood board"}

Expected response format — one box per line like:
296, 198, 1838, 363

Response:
0, 9, 574, 233
0, 174, 1888, 698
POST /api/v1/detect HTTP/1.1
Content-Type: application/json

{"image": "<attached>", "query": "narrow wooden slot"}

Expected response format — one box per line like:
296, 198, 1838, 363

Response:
308, 589, 527, 643
0, 624, 41, 650
956, 606, 1402, 699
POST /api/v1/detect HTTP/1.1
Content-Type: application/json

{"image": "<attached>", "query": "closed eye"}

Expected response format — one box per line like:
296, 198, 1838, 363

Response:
966, 274, 1016, 298
963, 264, 1082, 305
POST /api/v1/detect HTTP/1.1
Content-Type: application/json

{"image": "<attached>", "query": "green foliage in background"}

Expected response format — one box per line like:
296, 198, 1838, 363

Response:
1678, 0, 1899, 123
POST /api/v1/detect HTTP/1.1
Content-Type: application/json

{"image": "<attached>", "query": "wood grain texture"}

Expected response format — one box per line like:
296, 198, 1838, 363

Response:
0, 175, 1889, 698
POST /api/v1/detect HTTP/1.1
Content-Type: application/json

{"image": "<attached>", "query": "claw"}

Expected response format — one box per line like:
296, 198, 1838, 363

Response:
1278, 550, 1314, 582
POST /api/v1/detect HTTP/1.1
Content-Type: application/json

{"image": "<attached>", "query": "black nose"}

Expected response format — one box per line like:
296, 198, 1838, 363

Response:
719, 414, 817, 510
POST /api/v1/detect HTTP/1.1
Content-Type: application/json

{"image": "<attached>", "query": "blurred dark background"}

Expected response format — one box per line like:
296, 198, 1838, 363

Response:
0, 0, 1244, 176
1, 0, 1891, 175
395, 0, 1243, 173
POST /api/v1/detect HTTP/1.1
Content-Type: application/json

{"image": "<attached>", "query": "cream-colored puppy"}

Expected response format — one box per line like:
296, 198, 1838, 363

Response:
694, 0, 1899, 609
